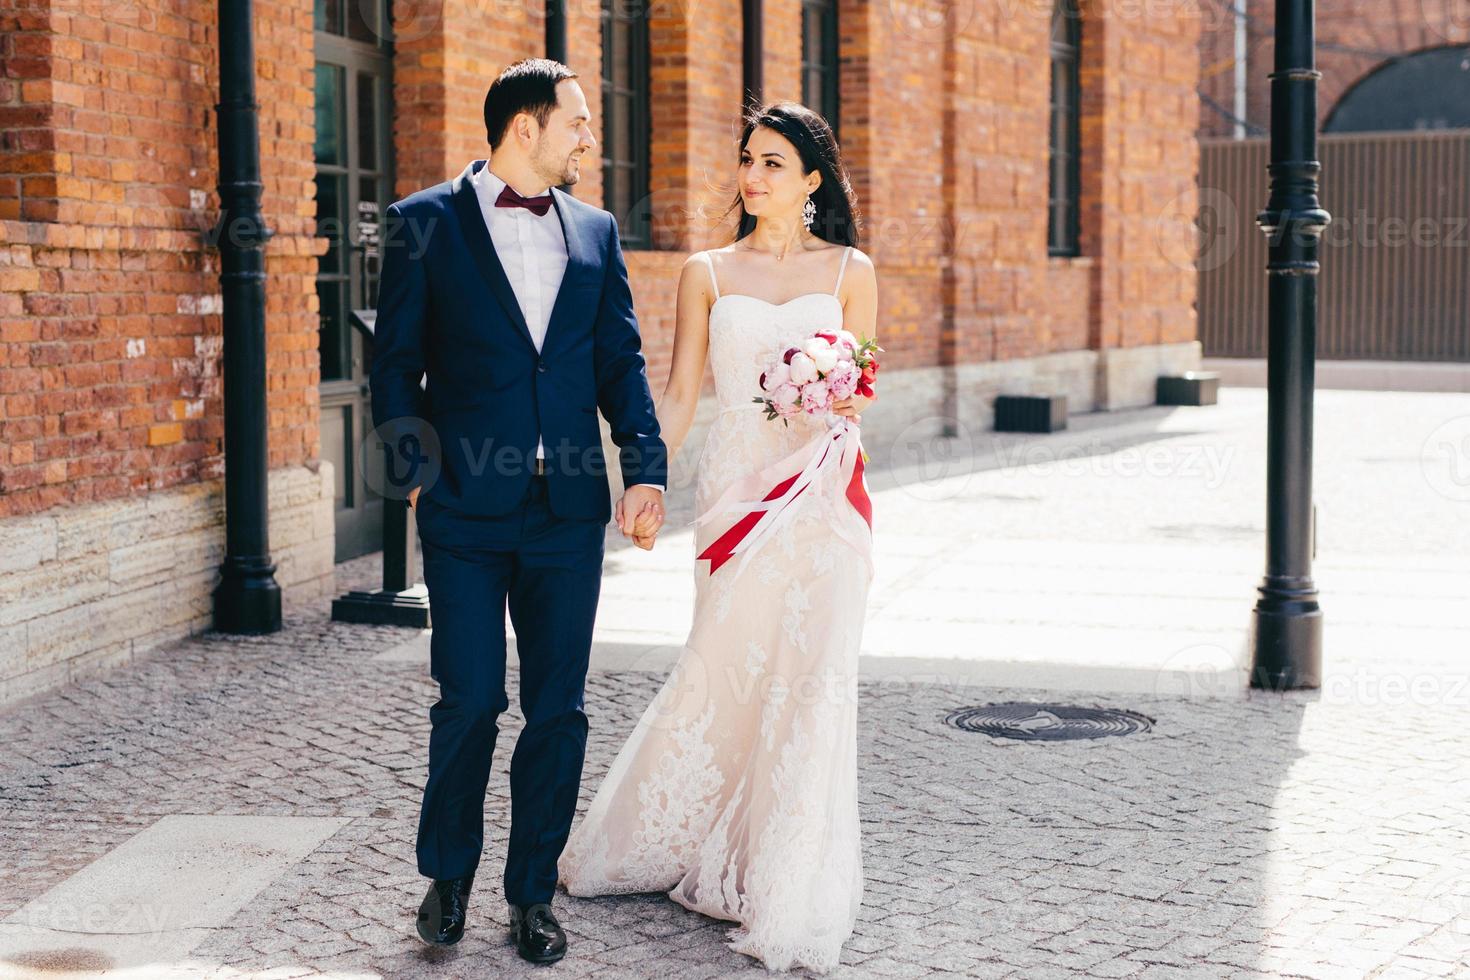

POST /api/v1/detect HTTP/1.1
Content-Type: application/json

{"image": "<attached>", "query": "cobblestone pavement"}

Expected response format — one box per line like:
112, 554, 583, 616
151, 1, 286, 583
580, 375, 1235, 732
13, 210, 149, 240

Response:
2, 388, 1469, 979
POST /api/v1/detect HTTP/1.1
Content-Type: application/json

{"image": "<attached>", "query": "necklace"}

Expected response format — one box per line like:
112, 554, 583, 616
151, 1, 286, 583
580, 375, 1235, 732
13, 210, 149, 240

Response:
740, 230, 815, 262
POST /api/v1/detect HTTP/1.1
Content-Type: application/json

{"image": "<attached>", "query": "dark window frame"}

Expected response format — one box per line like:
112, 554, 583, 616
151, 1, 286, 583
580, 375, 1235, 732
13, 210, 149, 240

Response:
801, 0, 839, 140
1047, 0, 1082, 257
601, 0, 652, 249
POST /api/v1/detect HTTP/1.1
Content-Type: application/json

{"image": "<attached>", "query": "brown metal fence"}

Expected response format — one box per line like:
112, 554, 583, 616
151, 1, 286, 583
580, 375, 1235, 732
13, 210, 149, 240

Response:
1198, 129, 1470, 361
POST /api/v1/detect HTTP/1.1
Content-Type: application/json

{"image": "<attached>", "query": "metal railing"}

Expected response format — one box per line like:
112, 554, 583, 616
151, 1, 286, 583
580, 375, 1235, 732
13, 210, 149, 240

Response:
1199, 129, 1470, 362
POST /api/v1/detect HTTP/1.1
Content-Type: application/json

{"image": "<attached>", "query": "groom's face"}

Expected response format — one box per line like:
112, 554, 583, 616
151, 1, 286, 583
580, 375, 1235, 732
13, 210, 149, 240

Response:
530, 79, 597, 187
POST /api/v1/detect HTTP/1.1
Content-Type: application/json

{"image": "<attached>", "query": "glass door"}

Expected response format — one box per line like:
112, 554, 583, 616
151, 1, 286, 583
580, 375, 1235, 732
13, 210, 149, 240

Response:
315, 0, 394, 561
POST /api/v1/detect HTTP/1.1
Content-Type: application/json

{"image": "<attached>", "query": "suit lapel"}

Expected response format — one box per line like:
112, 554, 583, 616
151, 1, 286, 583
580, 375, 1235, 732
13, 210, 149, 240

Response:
452, 165, 599, 355
451, 164, 536, 352
541, 186, 598, 355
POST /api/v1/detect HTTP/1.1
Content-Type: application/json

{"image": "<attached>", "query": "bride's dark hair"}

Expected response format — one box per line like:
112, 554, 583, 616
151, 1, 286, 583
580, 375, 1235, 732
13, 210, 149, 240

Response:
722, 101, 861, 247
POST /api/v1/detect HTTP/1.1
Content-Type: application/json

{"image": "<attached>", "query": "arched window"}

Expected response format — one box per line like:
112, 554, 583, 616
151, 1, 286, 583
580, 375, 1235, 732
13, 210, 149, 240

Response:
601, 0, 651, 248
1323, 44, 1470, 133
1048, 0, 1082, 257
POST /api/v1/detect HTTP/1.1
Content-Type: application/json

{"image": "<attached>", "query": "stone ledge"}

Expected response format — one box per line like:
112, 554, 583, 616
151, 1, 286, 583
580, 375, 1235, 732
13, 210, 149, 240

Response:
0, 463, 336, 708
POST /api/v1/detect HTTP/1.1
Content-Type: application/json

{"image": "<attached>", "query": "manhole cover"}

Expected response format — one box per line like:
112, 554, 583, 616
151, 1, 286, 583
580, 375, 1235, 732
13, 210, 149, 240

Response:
945, 702, 1154, 740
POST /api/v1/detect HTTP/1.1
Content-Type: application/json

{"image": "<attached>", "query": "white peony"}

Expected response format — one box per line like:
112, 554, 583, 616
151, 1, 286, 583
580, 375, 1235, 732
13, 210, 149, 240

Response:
787, 351, 818, 384
802, 337, 839, 374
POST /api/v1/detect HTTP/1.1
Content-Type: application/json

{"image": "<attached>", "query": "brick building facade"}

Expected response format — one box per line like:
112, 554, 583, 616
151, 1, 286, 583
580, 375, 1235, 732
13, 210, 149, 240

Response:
0, 0, 1202, 704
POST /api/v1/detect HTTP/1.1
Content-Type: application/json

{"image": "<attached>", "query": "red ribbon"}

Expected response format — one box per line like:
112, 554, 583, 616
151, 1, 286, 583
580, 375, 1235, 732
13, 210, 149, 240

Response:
846, 447, 872, 529
696, 470, 808, 574
697, 430, 872, 575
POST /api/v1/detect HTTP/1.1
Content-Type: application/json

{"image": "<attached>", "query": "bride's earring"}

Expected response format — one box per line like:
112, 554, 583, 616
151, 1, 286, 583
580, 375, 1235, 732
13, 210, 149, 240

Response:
802, 195, 816, 231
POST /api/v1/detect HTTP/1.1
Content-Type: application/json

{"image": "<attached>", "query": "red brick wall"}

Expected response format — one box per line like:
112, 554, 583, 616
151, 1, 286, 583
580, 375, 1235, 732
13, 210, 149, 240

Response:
390, 0, 541, 196
566, 0, 738, 390
1096, 0, 1201, 351
0, 0, 319, 519
1, 0, 1201, 520
1198, 0, 1470, 138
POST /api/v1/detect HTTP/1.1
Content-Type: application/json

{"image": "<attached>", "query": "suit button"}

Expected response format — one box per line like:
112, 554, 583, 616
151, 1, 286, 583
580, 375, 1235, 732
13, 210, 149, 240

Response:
537, 361, 547, 373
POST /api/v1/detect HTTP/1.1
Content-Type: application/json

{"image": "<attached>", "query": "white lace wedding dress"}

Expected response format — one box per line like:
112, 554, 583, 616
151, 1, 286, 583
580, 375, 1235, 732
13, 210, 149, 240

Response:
557, 246, 872, 974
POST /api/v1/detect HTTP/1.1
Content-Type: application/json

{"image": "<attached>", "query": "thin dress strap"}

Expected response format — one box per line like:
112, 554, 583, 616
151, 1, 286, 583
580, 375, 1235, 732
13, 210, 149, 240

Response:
700, 251, 721, 300
832, 245, 853, 296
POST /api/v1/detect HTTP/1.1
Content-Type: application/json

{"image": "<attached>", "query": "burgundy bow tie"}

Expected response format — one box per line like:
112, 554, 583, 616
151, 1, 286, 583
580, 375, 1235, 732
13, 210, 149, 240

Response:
495, 184, 554, 216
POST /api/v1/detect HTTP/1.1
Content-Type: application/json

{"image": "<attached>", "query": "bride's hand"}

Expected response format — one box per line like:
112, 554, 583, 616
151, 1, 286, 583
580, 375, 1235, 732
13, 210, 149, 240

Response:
630, 501, 662, 538
831, 394, 872, 423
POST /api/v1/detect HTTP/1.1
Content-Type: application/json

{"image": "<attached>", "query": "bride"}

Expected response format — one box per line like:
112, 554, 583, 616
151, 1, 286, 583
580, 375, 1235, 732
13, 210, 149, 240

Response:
556, 100, 877, 974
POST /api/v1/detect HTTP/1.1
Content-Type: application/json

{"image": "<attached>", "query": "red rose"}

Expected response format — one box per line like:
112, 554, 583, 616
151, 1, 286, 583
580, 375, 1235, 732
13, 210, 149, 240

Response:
860, 363, 877, 383
856, 381, 875, 399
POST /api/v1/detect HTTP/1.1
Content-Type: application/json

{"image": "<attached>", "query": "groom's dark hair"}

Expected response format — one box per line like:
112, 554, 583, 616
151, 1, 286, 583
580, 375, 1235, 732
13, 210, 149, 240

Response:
484, 58, 579, 151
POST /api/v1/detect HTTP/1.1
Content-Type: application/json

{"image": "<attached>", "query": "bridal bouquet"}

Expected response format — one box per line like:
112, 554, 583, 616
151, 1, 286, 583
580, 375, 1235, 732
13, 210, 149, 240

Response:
695, 329, 881, 577
753, 330, 882, 423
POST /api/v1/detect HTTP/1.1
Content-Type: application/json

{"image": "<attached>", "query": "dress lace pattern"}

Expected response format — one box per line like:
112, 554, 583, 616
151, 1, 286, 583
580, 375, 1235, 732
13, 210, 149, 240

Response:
557, 248, 871, 974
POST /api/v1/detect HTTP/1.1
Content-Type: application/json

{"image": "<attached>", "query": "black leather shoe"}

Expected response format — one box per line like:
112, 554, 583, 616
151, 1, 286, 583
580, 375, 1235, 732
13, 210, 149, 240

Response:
416, 874, 474, 946
507, 901, 566, 964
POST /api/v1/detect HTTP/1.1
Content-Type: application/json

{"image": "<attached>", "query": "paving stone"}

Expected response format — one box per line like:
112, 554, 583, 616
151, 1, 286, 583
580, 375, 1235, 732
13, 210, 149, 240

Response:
2, 388, 1469, 978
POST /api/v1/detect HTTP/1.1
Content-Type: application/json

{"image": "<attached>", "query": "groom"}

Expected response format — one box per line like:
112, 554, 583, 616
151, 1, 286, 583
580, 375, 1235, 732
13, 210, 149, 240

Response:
369, 59, 668, 963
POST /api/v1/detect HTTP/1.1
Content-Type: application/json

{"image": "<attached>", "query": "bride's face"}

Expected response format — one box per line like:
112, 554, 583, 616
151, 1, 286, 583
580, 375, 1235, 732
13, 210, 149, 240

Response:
738, 127, 818, 221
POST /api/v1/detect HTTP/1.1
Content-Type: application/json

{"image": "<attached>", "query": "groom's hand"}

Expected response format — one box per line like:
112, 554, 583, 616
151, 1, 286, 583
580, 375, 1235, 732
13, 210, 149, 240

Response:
407, 486, 421, 510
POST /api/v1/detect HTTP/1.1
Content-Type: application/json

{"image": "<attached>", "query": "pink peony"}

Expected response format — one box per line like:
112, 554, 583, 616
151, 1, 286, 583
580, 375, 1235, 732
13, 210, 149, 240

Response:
801, 380, 832, 415
826, 360, 859, 400
772, 383, 802, 417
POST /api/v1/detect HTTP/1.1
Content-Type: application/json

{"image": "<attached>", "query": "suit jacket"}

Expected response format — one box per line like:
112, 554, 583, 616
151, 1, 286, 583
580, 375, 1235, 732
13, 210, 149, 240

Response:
368, 159, 668, 522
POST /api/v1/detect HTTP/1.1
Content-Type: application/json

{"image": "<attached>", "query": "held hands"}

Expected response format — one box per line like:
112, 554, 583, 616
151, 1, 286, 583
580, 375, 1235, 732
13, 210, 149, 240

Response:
409, 482, 664, 550
616, 485, 665, 550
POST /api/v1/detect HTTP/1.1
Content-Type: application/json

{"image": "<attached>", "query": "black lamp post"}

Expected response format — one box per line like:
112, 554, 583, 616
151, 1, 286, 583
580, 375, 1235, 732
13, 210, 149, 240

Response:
212, 0, 282, 633
1249, 0, 1330, 689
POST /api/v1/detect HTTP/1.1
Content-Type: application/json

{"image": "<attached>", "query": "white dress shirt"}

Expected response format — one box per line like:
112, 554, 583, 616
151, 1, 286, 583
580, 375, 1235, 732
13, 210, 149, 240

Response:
466, 161, 663, 495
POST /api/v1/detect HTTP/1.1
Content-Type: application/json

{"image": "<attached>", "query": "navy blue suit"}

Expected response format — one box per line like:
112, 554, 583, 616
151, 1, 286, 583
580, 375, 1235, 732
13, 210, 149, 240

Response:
369, 159, 667, 905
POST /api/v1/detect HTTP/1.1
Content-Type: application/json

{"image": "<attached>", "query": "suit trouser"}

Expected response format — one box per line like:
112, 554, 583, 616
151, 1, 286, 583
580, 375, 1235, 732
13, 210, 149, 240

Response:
412, 473, 604, 905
